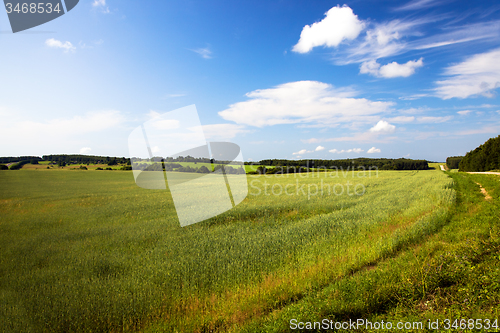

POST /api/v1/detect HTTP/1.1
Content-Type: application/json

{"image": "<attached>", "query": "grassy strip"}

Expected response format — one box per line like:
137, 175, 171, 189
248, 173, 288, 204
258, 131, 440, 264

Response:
235, 172, 499, 332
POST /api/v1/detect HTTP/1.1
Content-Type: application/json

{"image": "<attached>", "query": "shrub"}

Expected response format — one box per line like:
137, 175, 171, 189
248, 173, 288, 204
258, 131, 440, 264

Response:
197, 166, 210, 173
0, 164, 8, 170
96, 167, 103, 170
9, 161, 30, 170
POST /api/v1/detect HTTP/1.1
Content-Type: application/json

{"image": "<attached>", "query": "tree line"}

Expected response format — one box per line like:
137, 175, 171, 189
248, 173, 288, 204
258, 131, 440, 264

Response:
133, 162, 245, 174
446, 156, 463, 169
247, 158, 429, 170
459, 135, 500, 172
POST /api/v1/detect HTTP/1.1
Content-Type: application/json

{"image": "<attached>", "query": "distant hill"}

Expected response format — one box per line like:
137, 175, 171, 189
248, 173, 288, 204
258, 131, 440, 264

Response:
459, 134, 500, 172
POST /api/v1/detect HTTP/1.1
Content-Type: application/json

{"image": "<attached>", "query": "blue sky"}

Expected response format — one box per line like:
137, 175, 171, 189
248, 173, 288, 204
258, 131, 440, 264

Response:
1, 0, 499, 162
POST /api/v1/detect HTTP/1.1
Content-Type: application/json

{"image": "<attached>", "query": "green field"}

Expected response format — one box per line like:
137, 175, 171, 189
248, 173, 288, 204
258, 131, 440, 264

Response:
0, 168, 498, 332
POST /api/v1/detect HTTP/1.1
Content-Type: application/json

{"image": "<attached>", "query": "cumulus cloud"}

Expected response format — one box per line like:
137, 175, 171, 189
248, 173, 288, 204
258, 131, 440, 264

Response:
369, 120, 396, 133
79, 147, 92, 154
45, 38, 76, 52
360, 58, 423, 78
367, 147, 381, 153
293, 149, 308, 155
218, 81, 393, 127
292, 146, 326, 155
292, 5, 364, 53
457, 110, 472, 115
329, 148, 364, 153
434, 48, 500, 99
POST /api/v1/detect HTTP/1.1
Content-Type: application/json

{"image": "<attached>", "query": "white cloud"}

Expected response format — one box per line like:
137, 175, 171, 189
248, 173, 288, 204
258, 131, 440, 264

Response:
162, 93, 186, 99
45, 38, 76, 53
399, 94, 430, 100
92, 0, 109, 13
293, 149, 308, 155
388, 116, 415, 123
79, 147, 92, 154
394, 0, 445, 11
200, 124, 249, 140
191, 47, 212, 59
457, 110, 472, 115
412, 21, 500, 51
369, 120, 396, 133
416, 116, 452, 123
360, 58, 423, 78
367, 147, 381, 153
435, 48, 500, 99
340, 18, 430, 64
292, 146, 327, 155
329, 148, 364, 153
334, 15, 500, 66
218, 81, 393, 127
292, 5, 364, 53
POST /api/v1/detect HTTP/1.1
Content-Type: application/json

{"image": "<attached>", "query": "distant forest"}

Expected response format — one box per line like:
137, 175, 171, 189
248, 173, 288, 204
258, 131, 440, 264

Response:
1, 155, 430, 171
459, 135, 500, 172
446, 156, 463, 169
250, 158, 429, 170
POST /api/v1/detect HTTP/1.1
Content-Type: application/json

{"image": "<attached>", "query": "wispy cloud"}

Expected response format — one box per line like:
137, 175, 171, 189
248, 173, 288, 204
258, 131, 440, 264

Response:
162, 93, 187, 99
45, 38, 76, 53
455, 125, 500, 135
92, 0, 110, 13
434, 48, 500, 99
394, 0, 451, 11
416, 116, 453, 123
387, 116, 415, 123
191, 47, 212, 59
